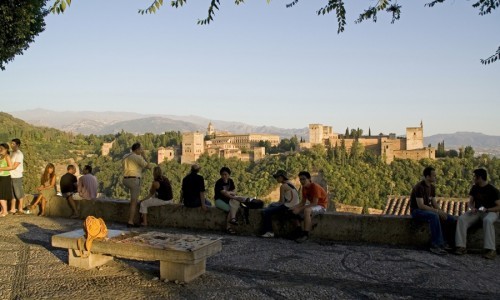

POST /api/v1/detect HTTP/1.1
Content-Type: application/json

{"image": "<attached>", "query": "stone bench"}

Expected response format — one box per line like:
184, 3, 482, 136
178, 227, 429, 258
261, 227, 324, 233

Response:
51, 229, 222, 283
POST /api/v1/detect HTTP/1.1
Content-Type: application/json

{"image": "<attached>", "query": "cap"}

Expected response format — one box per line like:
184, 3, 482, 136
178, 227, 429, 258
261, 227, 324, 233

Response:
273, 170, 288, 180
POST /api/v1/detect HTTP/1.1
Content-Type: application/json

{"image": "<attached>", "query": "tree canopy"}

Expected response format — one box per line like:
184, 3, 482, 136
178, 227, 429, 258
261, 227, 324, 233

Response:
0, 0, 48, 70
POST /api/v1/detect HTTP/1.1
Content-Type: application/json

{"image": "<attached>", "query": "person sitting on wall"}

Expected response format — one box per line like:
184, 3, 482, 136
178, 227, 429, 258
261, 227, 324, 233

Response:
261, 170, 300, 238
181, 164, 211, 210
214, 167, 243, 234
455, 168, 500, 259
409, 166, 455, 255
73, 165, 98, 201
29, 163, 56, 216
291, 171, 327, 243
139, 166, 173, 226
60, 164, 79, 218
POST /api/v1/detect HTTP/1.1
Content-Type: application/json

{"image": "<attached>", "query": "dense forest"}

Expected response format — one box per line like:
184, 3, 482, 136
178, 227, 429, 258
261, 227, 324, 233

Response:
1, 112, 499, 210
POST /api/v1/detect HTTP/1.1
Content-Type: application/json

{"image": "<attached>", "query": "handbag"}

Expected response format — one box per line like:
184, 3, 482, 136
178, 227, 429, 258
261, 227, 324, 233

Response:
77, 216, 108, 257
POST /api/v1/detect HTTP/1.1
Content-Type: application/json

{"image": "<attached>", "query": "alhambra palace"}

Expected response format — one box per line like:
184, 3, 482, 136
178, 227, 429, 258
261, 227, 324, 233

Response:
101, 122, 435, 165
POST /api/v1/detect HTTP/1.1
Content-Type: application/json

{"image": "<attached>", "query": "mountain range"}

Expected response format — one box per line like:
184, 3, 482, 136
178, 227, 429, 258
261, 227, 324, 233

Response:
6, 109, 500, 155
9, 109, 309, 138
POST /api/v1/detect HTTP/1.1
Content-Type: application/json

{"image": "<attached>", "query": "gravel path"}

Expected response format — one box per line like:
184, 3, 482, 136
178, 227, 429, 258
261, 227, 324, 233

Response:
1, 214, 499, 299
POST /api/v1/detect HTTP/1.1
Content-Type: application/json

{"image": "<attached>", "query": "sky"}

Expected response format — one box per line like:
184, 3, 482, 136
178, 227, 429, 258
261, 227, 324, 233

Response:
1, 0, 499, 136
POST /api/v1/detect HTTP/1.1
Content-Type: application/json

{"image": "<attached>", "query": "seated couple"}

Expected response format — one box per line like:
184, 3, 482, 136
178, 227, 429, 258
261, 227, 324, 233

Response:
60, 165, 98, 218
261, 170, 328, 243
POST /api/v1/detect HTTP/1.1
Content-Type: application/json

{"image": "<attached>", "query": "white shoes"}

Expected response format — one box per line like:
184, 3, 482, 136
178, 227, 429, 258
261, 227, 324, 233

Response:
261, 232, 274, 238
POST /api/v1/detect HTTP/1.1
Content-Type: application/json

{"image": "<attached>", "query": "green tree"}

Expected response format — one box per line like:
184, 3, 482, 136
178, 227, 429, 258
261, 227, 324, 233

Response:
464, 145, 475, 159
0, 0, 48, 70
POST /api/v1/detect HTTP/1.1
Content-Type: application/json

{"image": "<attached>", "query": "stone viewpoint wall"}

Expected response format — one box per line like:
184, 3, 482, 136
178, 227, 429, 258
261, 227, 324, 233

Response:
31, 195, 500, 250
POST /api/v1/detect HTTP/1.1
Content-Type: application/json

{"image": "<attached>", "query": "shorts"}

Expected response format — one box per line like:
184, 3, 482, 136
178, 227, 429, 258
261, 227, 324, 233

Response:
11, 177, 25, 200
215, 199, 230, 212
299, 205, 326, 218
62, 192, 75, 199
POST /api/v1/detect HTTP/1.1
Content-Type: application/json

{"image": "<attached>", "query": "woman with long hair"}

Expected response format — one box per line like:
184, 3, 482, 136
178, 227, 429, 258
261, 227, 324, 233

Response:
29, 163, 56, 216
0, 143, 13, 217
139, 166, 173, 226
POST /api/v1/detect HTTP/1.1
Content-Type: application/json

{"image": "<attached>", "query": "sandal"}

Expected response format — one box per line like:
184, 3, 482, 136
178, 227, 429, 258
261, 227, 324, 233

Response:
229, 218, 238, 226
226, 227, 236, 234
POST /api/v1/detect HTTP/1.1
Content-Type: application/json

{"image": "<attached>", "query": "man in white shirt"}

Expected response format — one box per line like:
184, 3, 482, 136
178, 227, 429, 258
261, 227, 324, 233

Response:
9, 139, 25, 215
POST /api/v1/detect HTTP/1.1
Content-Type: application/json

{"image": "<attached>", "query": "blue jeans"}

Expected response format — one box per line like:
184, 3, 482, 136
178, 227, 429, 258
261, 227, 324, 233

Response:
262, 203, 289, 233
411, 209, 455, 247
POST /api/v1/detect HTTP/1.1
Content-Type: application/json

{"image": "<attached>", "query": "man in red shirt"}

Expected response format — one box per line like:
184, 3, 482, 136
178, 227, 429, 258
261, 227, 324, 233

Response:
292, 171, 328, 243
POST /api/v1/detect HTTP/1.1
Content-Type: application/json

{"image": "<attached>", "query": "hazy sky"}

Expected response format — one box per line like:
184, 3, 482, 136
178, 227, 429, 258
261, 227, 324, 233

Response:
1, 1, 499, 136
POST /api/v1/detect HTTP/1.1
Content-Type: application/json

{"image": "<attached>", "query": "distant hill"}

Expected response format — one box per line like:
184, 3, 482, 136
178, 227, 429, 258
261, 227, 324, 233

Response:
10, 109, 309, 139
425, 132, 500, 148
425, 132, 500, 156
95, 117, 203, 135
8, 110, 500, 155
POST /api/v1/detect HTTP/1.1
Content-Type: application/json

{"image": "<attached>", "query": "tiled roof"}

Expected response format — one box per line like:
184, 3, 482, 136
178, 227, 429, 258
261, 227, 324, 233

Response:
383, 196, 469, 216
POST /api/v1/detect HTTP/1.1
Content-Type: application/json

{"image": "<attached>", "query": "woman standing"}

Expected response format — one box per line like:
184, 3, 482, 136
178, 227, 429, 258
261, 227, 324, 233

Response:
139, 166, 173, 226
29, 163, 56, 216
0, 143, 13, 217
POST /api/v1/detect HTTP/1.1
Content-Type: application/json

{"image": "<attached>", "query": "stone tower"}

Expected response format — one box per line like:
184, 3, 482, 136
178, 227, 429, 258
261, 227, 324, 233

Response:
406, 122, 424, 150
207, 122, 215, 137
309, 124, 323, 145
181, 132, 205, 164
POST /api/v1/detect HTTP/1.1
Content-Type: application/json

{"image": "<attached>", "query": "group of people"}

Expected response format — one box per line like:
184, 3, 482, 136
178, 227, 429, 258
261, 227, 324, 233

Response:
124, 142, 500, 254
59, 164, 99, 217
410, 167, 500, 259
2, 140, 498, 256
122, 142, 329, 243
0, 137, 99, 217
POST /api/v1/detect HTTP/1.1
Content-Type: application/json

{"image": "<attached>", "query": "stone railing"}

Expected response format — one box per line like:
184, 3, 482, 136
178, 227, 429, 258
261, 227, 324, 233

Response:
32, 195, 500, 250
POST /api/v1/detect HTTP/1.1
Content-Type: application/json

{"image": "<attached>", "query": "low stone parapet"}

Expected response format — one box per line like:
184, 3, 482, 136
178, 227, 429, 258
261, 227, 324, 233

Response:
40, 196, 500, 250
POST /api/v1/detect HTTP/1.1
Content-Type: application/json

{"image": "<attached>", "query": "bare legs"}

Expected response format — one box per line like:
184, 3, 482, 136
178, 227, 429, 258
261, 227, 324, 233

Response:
30, 195, 47, 216
0, 200, 7, 216
67, 195, 79, 217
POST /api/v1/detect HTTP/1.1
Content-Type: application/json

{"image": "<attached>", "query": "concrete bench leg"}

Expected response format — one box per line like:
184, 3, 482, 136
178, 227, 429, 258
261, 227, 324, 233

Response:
68, 249, 113, 270
160, 260, 206, 283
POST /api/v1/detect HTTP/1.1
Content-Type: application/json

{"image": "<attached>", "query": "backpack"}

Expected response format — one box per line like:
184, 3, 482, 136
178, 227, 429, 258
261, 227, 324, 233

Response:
240, 198, 264, 224
77, 216, 108, 257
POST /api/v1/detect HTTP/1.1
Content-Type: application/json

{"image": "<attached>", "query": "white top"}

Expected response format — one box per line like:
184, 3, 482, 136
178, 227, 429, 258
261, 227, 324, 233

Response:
10, 149, 24, 178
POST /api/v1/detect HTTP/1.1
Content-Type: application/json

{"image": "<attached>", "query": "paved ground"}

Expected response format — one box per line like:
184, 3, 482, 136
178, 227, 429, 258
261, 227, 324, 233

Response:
1, 214, 500, 300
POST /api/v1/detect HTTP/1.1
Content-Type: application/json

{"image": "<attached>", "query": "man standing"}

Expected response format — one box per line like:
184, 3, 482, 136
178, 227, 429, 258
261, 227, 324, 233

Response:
455, 168, 500, 259
9, 138, 25, 215
410, 166, 455, 255
60, 165, 78, 218
292, 171, 327, 243
181, 164, 209, 210
123, 142, 154, 227
74, 165, 98, 200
